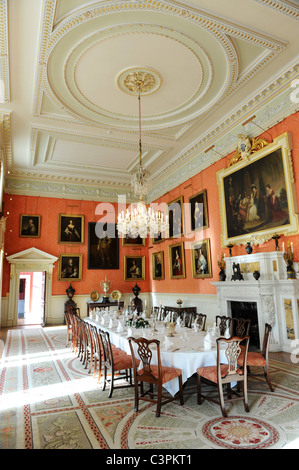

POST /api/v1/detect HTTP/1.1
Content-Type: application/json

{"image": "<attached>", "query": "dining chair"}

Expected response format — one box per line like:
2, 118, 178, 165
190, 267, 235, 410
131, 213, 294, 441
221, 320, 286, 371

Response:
155, 307, 164, 321
69, 313, 80, 353
232, 317, 251, 337
89, 324, 102, 380
128, 336, 184, 417
71, 307, 81, 317
98, 328, 135, 398
238, 323, 274, 392
193, 313, 207, 331
197, 335, 250, 417
78, 318, 91, 368
181, 311, 194, 328
215, 315, 232, 336
164, 307, 182, 323
64, 311, 72, 347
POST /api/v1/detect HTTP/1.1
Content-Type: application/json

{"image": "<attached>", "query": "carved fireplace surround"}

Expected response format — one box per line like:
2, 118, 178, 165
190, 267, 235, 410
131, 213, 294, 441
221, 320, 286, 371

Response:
212, 251, 299, 353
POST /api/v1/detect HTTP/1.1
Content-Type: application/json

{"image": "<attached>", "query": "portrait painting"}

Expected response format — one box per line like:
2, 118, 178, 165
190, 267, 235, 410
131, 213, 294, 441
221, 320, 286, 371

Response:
122, 235, 145, 246
20, 214, 41, 238
152, 232, 164, 244
58, 254, 82, 281
191, 238, 212, 278
189, 189, 209, 231
168, 196, 184, 238
152, 251, 165, 280
58, 214, 84, 244
169, 242, 185, 279
124, 255, 145, 281
217, 133, 299, 246
88, 222, 119, 270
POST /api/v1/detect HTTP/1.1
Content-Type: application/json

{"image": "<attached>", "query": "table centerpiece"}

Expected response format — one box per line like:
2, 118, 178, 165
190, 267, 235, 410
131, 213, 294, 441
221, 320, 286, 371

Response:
126, 314, 150, 329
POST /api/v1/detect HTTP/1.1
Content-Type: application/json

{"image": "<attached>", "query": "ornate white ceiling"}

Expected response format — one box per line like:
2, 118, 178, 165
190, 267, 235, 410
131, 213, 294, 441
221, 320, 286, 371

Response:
0, 0, 298, 202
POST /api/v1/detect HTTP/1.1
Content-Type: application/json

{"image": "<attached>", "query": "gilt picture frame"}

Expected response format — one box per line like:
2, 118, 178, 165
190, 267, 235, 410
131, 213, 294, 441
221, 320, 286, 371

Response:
191, 238, 212, 278
122, 235, 145, 246
169, 241, 185, 279
58, 214, 84, 244
167, 196, 184, 238
188, 189, 209, 231
124, 255, 145, 281
217, 133, 298, 247
152, 251, 165, 280
19, 214, 41, 238
58, 254, 82, 281
88, 222, 119, 270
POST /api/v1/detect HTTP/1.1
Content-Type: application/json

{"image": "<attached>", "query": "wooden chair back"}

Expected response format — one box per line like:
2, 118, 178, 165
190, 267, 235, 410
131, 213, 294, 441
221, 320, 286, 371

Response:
194, 313, 207, 331
232, 317, 251, 337
181, 311, 194, 328
216, 315, 232, 336
128, 337, 162, 385
218, 335, 249, 380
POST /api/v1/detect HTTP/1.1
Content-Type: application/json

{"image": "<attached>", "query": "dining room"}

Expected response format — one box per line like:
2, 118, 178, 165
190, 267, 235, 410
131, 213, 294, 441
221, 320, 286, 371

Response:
0, 0, 299, 453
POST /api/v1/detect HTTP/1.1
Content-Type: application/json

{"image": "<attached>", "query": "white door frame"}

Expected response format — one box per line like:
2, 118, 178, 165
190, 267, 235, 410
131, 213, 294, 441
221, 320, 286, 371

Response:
6, 248, 58, 327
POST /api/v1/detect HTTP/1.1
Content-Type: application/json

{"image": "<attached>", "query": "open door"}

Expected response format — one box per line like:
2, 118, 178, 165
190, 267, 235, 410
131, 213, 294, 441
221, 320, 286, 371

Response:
7, 248, 58, 327
18, 271, 46, 326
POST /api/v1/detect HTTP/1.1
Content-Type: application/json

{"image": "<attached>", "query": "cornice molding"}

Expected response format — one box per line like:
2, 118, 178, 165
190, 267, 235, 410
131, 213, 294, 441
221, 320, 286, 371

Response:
251, 0, 299, 19
0, 0, 9, 104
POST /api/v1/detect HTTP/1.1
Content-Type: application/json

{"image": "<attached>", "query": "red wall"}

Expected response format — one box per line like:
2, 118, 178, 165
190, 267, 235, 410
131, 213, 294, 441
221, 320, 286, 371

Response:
3, 111, 299, 297
150, 111, 299, 295
2, 198, 150, 296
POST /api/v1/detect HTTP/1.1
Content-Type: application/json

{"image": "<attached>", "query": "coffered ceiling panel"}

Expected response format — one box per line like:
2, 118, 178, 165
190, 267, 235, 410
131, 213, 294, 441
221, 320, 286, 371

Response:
1, 0, 298, 202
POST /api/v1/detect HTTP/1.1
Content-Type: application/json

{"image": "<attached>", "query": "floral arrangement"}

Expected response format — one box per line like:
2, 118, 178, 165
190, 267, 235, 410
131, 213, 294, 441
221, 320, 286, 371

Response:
126, 314, 150, 329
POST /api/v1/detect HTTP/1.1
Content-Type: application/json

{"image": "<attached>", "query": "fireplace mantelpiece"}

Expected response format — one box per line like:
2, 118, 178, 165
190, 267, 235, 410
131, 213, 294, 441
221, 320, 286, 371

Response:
212, 252, 299, 353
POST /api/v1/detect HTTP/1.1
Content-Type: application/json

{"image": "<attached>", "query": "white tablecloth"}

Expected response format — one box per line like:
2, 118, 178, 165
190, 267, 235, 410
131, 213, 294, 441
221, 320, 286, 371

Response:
85, 317, 228, 396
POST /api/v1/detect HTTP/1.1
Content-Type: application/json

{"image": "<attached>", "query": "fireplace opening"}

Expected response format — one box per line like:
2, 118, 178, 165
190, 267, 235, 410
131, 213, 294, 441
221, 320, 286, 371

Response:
229, 301, 260, 351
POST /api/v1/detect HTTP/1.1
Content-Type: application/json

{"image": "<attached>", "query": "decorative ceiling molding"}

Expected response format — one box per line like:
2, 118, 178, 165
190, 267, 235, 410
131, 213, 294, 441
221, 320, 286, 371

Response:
2, 1, 298, 203
251, 0, 299, 18
33, 0, 285, 130
0, 0, 10, 103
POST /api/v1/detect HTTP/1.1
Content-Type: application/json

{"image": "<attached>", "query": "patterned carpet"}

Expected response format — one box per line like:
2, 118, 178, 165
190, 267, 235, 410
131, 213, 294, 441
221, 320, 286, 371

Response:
0, 326, 298, 450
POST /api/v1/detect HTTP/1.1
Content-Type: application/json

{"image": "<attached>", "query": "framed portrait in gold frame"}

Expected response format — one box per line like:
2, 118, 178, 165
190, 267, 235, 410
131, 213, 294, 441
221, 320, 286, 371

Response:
122, 235, 145, 246
188, 189, 209, 231
152, 251, 164, 280
19, 214, 41, 238
124, 255, 145, 281
167, 196, 184, 238
217, 133, 298, 247
58, 214, 84, 244
191, 238, 212, 278
169, 242, 185, 279
58, 254, 82, 281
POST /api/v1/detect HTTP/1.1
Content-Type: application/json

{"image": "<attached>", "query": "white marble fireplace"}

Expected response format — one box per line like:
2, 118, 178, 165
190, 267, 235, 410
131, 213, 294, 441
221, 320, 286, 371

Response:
212, 252, 299, 353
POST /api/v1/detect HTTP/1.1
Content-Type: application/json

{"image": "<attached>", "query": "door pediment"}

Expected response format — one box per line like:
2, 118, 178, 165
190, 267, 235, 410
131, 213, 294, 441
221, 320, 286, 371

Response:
6, 247, 58, 264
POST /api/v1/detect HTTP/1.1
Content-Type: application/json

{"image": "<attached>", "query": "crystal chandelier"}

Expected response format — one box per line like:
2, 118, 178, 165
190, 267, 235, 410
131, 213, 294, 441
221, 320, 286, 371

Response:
117, 70, 168, 239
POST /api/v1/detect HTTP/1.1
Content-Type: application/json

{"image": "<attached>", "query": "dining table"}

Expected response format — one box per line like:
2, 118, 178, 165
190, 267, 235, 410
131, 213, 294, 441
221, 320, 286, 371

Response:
84, 312, 228, 397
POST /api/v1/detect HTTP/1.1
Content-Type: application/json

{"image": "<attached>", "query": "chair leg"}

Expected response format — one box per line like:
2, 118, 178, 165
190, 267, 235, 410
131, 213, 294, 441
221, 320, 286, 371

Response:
218, 383, 227, 418
108, 370, 114, 398
156, 383, 163, 417
178, 375, 184, 406
197, 375, 202, 405
102, 367, 107, 391
264, 365, 274, 392
243, 379, 249, 413
134, 381, 139, 413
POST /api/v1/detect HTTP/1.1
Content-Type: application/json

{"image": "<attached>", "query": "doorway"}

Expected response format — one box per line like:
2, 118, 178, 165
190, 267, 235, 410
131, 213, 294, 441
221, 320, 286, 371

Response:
18, 271, 46, 326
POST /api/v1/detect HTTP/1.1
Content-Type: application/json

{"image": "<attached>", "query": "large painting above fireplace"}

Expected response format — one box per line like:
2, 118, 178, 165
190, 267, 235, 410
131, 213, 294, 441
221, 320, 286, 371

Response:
217, 133, 298, 247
